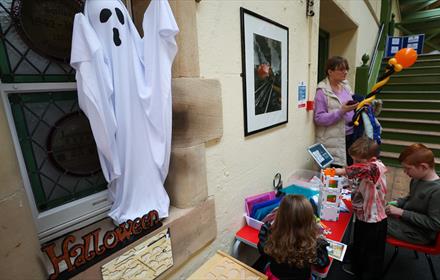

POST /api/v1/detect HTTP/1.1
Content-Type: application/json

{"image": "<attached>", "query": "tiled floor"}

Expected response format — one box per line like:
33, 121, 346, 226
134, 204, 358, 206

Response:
327, 244, 440, 280
326, 221, 440, 280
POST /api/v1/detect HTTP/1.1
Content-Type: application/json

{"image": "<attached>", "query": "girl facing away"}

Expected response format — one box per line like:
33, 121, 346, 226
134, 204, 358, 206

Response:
258, 195, 329, 280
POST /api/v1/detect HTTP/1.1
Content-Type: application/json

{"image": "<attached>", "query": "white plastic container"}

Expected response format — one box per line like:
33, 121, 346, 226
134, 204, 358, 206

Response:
244, 214, 264, 230
285, 169, 321, 191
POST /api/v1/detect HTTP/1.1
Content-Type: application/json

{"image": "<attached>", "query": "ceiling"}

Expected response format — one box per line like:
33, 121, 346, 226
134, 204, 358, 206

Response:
397, 0, 440, 51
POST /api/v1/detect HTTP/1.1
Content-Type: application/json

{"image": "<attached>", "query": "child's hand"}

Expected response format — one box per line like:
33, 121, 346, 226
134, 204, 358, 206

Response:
334, 168, 346, 176
387, 201, 398, 206
385, 205, 404, 217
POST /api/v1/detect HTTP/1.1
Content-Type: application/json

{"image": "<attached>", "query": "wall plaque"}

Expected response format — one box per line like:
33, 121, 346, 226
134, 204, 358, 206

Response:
47, 112, 101, 176
11, 0, 84, 63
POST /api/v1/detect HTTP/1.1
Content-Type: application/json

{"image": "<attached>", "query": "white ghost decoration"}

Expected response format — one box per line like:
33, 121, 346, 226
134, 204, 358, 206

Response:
71, 0, 178, 224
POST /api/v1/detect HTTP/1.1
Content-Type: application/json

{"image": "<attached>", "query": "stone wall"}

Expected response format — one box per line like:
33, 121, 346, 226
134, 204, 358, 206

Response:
385, 166, 411, 202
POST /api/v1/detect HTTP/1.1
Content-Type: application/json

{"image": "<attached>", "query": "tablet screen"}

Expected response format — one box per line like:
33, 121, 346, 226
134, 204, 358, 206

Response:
308, 143, 334, 168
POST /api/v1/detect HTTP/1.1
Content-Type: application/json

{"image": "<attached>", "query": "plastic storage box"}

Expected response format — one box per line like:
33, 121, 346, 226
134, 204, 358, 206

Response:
243, 170, 322, 230
244, 191, 276, 231
285, 169, 321, 191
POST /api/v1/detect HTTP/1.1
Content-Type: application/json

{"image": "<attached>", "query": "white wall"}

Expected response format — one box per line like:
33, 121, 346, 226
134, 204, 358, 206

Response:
170, 1, 319, 278
168, 0, 381, 278
338, 0, 381, 66
200, 0, 319, 240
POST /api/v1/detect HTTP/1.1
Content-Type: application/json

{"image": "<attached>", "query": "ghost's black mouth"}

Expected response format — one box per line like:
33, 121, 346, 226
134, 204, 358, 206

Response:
113, 28, 121, 46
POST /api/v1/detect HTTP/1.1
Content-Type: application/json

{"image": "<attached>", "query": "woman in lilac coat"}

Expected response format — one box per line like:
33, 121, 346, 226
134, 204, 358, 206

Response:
314, 56, 358, 167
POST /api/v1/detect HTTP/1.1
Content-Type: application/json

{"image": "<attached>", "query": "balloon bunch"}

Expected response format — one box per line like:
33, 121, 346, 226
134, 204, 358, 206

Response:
352, 48, 418, 126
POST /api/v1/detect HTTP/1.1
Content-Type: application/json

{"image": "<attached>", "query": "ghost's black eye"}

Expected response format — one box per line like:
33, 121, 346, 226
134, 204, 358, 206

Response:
115, 8, 124, 25
100, 9, 112, 23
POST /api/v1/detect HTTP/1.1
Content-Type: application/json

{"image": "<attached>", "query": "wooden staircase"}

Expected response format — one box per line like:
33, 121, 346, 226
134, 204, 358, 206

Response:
378, 53, 440, 171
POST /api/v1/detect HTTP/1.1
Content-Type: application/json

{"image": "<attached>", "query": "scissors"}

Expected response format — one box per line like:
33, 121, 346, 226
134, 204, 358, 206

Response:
273, 173, 283, 192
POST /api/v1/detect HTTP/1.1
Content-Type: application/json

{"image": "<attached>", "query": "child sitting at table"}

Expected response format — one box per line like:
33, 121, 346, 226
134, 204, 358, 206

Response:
386, 143, 440, 245
335, 136, 387, 280
257, 195, 329, 280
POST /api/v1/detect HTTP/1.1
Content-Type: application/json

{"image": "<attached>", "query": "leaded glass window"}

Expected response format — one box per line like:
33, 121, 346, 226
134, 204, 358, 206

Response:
8, 91, 107, 211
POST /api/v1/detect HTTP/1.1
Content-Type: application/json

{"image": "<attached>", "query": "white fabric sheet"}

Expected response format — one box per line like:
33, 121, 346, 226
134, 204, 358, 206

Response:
71, 0, 178, 223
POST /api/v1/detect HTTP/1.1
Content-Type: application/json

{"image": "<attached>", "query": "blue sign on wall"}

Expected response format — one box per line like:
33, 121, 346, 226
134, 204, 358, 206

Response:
386, 34, 424, 57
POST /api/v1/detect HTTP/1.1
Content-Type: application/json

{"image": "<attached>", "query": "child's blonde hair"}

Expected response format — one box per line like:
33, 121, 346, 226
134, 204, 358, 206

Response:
264, 195, 318, 268
399, 143, 435, 168
348, 136, 379, 160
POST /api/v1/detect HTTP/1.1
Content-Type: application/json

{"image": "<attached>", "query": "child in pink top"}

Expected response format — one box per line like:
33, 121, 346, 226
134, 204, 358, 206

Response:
335, 136, 387, 280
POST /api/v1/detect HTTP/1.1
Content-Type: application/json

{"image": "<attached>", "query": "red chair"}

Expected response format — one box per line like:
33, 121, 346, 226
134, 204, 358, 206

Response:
383, 233, 440, 280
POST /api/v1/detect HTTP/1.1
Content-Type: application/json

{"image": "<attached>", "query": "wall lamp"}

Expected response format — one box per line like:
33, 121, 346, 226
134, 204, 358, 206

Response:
306, 0, 315, 17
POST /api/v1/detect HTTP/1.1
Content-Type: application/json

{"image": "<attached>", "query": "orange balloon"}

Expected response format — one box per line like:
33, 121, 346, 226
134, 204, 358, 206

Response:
394, 48, 417, 68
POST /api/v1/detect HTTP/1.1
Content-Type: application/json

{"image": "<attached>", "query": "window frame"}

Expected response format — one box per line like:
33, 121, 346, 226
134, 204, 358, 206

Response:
1, 82, 112, 243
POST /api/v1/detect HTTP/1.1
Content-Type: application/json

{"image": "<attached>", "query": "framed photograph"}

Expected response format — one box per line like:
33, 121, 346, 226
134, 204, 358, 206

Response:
240, 8, 289, 136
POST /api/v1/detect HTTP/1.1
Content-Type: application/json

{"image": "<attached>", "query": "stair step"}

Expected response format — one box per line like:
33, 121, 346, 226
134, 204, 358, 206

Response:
380, 151, 440, 164
381, 108, 440, 113
392, 73, 440, 78
381, 91, 440, 94
382, 128, 440, 136
383, 99, 440, 103
382, 83, 440, 92
387, 82, 440, 85
387, 66, 440, 75
390, 74, 440, 83
379, 117, 440, 125
382, 57, 440, 63
399, 66, 440, 70
381, 139, 440, 150
379, 91, 440, 100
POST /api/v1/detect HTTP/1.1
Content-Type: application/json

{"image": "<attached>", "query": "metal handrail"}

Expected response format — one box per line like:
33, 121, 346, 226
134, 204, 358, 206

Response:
369, 23, 385, 77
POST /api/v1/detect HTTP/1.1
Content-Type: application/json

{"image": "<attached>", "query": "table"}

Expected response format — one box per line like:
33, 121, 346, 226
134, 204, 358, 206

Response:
189, 250, 267, 279
232, 200, 353, 279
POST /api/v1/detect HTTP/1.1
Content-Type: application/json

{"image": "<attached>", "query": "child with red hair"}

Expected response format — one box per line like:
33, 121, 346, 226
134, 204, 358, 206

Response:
386, 143, 440, 245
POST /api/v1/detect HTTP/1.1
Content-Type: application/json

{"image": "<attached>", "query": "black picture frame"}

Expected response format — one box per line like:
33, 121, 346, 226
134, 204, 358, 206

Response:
240, 8, 289, 136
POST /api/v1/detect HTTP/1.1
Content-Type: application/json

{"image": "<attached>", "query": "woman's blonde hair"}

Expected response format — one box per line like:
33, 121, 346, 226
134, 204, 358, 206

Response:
264, 195, 319, 268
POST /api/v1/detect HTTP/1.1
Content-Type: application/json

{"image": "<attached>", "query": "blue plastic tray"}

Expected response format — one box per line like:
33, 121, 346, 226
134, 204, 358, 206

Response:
280, 184, 319, 199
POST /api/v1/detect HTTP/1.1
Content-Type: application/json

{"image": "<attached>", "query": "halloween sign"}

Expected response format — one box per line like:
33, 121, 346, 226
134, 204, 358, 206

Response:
41, 210, 162, 280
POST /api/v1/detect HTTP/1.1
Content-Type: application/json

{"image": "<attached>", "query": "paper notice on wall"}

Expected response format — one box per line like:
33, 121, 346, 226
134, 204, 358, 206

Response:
298, 82, 306, 108
102, 228, 173, 280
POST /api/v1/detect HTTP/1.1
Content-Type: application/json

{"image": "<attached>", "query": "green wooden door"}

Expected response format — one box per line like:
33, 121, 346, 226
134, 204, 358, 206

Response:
318, 29, 330, 82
